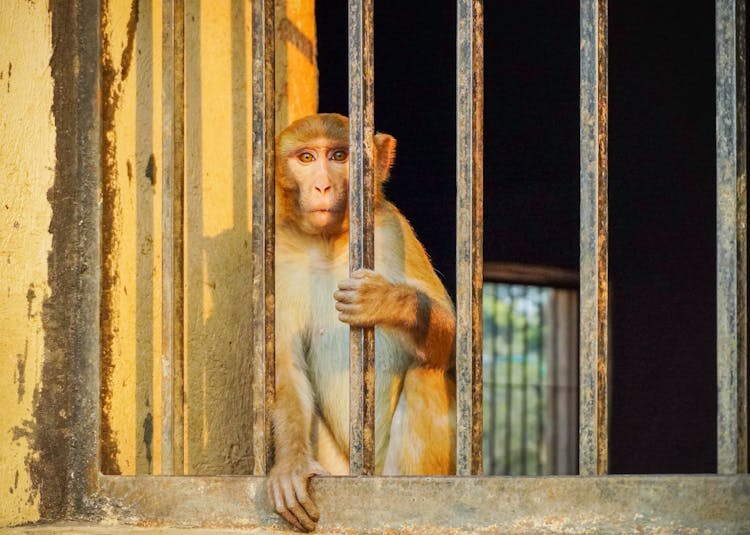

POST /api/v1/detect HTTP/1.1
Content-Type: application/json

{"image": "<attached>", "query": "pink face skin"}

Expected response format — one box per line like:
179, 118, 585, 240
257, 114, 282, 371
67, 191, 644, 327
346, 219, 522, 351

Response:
287, 137, 350, 235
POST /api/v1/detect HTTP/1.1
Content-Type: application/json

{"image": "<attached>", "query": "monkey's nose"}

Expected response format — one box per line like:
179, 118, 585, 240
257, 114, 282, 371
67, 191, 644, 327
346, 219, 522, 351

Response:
315, 184, 332, 194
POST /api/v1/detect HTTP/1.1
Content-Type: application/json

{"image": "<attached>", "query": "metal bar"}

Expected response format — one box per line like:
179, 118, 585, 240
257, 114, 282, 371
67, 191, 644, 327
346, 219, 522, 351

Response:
570, 292, 580, 473
159, 0, 174, 477
579, 0, 609, 476
251, 0, 276, 475
489, 284, 499, 474
520, 287, 529, 474
160, 0, 185, 476
172, 0, 186, 476
99, 474, 750, 532
549, 290, 559, 474
504, 290, 514, 475
455, 0, 484, 477
55, 0, 101, 505
347, 0, 376, 476
536, 289, 545, 475
716, 0, 748, 475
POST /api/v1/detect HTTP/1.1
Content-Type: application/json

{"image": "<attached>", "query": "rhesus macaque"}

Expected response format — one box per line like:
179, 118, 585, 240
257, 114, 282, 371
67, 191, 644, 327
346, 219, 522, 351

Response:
268, 113, 456, 531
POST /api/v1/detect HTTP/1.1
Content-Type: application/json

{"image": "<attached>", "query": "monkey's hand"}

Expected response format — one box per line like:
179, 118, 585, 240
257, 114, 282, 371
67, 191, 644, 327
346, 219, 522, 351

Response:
336, 269, 455, 370
267, 455, 328, 532
334, 269, 412, 329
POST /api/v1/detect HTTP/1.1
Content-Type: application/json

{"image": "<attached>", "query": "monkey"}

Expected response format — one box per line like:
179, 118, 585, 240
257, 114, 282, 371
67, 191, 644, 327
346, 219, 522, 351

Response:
267, 113, 456, 532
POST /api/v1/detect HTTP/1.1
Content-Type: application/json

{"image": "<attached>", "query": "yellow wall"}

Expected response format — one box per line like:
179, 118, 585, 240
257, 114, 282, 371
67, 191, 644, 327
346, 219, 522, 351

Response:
102, 0, 318, 475
100, 0, 165, 478
1, 0, 317, 524
0, 0, 55, 526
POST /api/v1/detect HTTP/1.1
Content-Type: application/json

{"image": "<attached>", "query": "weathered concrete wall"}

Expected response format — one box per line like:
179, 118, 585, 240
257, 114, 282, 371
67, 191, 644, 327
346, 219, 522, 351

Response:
101, 0, 318, 475
99, 0, 161, 478
0, 0, 55, 527
0, 0, 317, 525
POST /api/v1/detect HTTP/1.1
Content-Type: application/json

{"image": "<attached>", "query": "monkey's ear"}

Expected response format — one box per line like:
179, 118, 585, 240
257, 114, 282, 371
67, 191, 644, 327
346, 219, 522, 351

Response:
374, 133, 397, 183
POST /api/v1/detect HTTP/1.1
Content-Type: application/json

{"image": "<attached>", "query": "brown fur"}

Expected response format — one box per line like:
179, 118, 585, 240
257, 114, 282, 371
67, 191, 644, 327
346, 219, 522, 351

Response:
268, 113, 456, 532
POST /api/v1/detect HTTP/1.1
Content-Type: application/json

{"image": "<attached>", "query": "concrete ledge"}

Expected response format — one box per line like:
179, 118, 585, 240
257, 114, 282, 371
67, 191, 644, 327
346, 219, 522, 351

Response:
92, 474, 750, 534
4, 523, 282, 535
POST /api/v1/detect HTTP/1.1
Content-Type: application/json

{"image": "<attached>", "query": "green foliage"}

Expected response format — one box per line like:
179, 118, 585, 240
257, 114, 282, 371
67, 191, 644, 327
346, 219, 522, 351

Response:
482, 283, 549, 476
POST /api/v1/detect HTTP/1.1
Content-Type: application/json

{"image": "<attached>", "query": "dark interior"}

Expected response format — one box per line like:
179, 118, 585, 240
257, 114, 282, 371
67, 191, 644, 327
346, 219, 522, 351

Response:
316, 0, 747, 473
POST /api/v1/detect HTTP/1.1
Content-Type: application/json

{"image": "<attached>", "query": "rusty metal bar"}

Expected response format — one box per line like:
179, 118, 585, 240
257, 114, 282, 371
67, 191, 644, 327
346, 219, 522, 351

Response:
716, 0, 748, 475
160, 0, 185, 476
455, 0, 484, 476
251, 0, 276, 476
521, 287, 529, 474
503, 289, 514, 474
536, 289, 545, 475
579, 0, 609, 476
347, 0, 376, 475
488, 284, 498, 474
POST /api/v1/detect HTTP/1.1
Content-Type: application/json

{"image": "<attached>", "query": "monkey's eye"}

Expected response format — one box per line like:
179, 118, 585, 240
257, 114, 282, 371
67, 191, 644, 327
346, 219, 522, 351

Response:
297, 152, 315, 163
330, 150, 348, 162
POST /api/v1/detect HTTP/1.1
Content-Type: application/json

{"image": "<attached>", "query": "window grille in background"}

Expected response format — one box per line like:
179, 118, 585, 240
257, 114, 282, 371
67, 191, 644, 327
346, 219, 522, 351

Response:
482, 265, 579, 475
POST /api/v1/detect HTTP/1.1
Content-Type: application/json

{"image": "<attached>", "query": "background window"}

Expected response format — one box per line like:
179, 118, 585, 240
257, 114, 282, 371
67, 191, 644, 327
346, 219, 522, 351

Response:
482, 264, 579, 475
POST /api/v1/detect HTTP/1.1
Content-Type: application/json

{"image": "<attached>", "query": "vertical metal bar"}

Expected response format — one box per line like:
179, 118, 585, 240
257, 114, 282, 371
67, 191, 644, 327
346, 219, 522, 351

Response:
570, 292, 580, 473
160, 0, 175, 476
579, 0, 609, 476
251, 0, 276, 475
717, 0, 748, 475
161, 0, 185, 476
348, 0, 376, 476
489, 284, 499, 474
503, 290, 514, 475
520, 287, 529, 474
536, 289, 545, 475
549, 290, 559, 474
456, 0, 484, 477
172, 0, 186, 477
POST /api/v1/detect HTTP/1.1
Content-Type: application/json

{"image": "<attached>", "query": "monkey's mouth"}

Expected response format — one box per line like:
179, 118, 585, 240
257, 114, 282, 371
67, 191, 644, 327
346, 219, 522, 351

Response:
308, 209, 343, 214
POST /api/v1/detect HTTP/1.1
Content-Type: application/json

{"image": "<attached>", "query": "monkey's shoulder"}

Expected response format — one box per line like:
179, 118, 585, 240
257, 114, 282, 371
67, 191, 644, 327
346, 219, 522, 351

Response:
375, 202, 449, 300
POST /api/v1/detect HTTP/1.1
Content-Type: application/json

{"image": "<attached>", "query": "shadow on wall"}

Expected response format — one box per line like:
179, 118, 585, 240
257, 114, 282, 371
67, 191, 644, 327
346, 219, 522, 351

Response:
101, 0, 315, 476
183, 0, 254, 475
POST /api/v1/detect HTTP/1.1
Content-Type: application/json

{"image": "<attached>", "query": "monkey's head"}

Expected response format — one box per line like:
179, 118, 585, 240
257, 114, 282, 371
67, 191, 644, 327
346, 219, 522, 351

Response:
276, 113, 396, 236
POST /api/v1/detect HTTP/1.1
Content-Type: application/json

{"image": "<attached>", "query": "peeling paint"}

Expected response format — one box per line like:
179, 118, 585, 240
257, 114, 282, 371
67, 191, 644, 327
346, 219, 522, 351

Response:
26, 284, 36, 318
119, 0, 139, 82
16, 341, 28, 403
1, 0, 56, 526
143, 412, 153, 472
99, 0, 139, 477
145, 153, 156, 186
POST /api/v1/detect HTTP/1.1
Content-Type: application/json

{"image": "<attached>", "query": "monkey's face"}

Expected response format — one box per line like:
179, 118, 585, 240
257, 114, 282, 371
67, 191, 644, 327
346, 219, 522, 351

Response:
286, 138, 350, 235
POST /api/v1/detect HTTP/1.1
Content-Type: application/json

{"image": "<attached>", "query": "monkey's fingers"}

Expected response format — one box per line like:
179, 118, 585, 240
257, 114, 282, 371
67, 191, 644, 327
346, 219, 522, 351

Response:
308, 459, 330, 477
335, 303, 368, 324
281, 476, 318, 532
333, 289, 359, 304
338, 313, 374, 328
336, 278, 363, 291
292, 474, 320, 524
350, 268, 375, 279
270, 478, 307, 532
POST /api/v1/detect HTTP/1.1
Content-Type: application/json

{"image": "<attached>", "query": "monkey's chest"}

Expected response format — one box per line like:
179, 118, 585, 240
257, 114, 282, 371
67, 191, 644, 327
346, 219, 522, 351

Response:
306, 266, 409, 376
305, 267, 410, 452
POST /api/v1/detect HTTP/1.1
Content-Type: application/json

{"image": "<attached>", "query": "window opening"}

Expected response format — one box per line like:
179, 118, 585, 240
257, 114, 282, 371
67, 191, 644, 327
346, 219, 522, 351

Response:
482, 278, 579, 475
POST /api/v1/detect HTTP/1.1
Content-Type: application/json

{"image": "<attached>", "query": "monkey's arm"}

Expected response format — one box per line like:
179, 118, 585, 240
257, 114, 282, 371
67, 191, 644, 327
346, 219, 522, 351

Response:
334, 268, 455, 369
268, 340, 327, 532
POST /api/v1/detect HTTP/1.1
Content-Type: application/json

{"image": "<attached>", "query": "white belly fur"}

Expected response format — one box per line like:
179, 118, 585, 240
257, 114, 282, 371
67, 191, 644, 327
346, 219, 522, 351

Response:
305, 262, 411, 473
